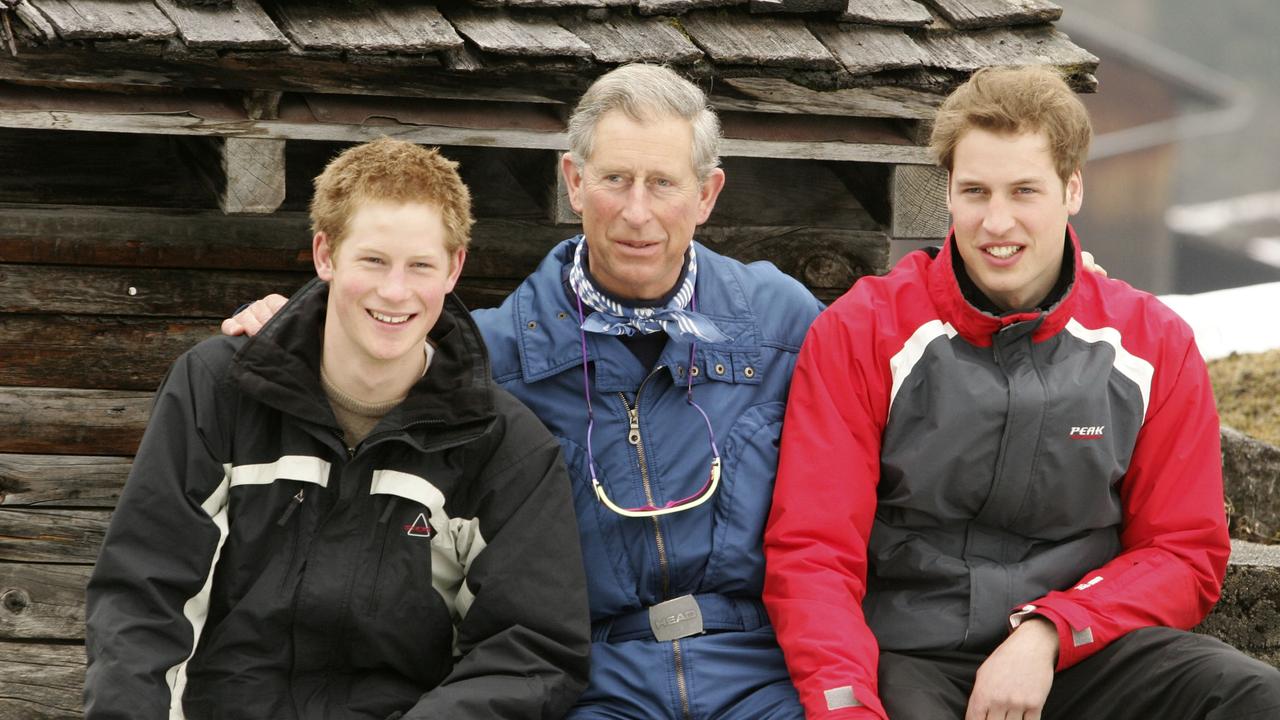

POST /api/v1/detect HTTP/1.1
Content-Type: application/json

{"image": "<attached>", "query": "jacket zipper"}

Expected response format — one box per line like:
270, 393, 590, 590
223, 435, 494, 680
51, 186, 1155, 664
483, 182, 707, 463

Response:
618, 369, 693, 720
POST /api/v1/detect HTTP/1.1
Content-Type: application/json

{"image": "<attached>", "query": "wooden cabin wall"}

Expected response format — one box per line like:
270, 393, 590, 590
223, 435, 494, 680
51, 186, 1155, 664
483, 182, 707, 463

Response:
0, 125, 884, 717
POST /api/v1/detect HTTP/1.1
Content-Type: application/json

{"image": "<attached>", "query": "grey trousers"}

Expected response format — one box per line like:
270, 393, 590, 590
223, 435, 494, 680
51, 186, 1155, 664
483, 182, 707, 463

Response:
879, 627, 1280, 720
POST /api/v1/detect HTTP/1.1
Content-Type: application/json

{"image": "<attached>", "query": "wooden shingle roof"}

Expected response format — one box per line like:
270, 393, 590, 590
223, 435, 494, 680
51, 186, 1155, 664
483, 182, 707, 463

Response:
3, 0, 1098, 117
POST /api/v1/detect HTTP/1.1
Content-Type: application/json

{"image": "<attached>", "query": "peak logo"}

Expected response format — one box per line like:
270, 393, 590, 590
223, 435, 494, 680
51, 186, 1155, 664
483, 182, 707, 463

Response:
1069, 426, 1105, 439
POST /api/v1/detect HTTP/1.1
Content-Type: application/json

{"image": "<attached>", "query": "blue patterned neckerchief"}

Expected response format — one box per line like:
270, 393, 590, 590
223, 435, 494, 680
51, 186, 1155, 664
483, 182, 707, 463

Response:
567, 237, 731, 344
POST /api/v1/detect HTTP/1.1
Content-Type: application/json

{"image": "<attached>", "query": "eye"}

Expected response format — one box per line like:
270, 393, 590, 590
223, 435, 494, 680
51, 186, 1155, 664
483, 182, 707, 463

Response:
962, 187, 987, 195
362, 256, 385, 264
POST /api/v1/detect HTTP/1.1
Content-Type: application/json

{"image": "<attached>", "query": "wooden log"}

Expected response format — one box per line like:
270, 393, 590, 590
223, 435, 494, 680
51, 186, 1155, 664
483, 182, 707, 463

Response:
0, 641, 84, 720
0, 564, 90, 640
0, 264, 311, 317
0, 387, 150, 457
0, 508, 109, 563
694, 226, 889, 298
890, 164, 949, 240
178, 136, 287, 214
0, 454, 130, 508
0, 203, 312, 271
718, 76, 943, 120
0, 315, 216, 391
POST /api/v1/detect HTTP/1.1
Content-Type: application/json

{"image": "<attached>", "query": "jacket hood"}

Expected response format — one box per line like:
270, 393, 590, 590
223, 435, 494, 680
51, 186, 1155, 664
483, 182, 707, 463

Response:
231, 277, 496, 440
928, 224, 1083, 346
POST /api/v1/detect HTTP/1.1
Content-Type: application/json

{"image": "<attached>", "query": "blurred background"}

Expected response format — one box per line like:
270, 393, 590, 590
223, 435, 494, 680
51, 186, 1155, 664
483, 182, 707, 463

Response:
1058, 0, 1280, 294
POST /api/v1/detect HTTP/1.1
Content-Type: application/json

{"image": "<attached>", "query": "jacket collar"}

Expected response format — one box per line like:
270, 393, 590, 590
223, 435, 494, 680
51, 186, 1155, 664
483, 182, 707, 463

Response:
513, 237, 762, 390
929, 224, 1082, 346
231, 277, 496, 446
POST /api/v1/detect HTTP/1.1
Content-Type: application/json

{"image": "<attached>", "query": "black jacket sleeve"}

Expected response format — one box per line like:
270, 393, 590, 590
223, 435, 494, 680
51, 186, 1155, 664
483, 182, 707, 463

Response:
84, 344, 235, 719
402, 402, 590, 719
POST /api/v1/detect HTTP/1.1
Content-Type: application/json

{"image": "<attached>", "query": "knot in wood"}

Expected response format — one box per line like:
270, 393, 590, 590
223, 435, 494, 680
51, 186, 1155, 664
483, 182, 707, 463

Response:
800, 253, 857, 289
1, 588, 30, 614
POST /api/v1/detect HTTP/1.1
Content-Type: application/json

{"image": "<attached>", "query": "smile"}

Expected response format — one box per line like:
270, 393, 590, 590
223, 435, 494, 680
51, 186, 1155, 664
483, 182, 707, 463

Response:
985, 245, 1023, 259
369, 310, 412, 324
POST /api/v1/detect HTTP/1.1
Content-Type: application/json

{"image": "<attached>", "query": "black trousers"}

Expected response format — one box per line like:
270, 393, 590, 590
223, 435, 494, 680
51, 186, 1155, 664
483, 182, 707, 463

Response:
879, 627, 1280, 720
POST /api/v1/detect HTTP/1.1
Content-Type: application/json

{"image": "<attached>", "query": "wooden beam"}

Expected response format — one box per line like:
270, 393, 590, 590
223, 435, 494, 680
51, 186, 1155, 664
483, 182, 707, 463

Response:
178, 136, 287, 214
0, 564, 90, 640
0, 640, 84, 720
0, 203, 312, 270
0, 387, 149, 456
0, 315, 217, 391
0, 454, 130, 507
0, 508, 108, 563
0, 264, 312, 317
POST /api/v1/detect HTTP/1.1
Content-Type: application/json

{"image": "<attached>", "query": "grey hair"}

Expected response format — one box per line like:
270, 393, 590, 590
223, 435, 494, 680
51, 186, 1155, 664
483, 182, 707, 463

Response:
566, 64, 722, 182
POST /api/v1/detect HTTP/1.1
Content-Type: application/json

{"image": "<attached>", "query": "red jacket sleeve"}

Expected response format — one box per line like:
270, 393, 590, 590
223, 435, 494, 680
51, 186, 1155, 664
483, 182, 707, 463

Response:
1027, 321, 1229, 670
764, 302, 891, 720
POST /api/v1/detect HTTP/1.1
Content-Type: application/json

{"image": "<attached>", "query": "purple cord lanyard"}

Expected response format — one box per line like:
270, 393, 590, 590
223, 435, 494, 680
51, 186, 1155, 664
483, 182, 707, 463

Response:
575, 289, 722, 518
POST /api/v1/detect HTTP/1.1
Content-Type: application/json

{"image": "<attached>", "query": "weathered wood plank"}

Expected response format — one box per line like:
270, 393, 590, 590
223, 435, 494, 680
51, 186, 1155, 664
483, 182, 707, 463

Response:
809, 22, 928, 75
919, 0, 1061, 30
0, 203, 312, 270
0, 564, 91, 640
153, 0, 289, 49
0, 264, 311, 317
26, 0, 176, 40
502, 0, 633, 7
720, 111, 933, 164
913, 25, 1098, 74
178, 136, 287, 214
717, 77, 943, 120
0, 641, 85, 720
445, 7, 592, 58
638, 0, 743, 16
841, 0, 933, 26
0, 388, 149, 457
559, 13, 703, 65
890, 164, 949, 239
749, 0, 844, 15
0, 454, 131, 507
263, 0, 463, 53
679, 11, 840, 69
0, 508, 109, 563
13, 4, 58, 42
0, 315, 215, 391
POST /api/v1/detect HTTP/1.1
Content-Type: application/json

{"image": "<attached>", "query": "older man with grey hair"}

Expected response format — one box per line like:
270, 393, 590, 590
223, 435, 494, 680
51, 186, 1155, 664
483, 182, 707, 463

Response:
225, 63, 822, 718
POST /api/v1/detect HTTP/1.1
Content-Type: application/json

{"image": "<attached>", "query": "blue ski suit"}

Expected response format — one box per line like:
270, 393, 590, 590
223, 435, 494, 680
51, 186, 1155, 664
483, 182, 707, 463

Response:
474, 238, 824, 719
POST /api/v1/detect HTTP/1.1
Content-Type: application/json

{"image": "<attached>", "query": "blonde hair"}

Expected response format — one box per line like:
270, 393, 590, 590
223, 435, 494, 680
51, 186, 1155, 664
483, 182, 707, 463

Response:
931, 66, 1092, 185
310, 138, 474, 254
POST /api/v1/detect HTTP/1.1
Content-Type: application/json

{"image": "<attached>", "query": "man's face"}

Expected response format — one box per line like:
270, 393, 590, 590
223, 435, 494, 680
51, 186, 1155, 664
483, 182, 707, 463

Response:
314, 200, 465, 375
947, 128, 1082, 312
561, 110, 725, 301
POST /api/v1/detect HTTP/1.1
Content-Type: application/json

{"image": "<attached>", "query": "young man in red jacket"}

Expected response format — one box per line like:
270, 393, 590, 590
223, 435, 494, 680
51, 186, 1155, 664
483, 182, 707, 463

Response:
765, 66, 1280, 720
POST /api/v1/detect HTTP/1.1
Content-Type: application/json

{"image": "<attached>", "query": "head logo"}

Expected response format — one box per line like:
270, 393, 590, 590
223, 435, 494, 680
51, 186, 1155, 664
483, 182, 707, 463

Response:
1069, 426, 1104, 439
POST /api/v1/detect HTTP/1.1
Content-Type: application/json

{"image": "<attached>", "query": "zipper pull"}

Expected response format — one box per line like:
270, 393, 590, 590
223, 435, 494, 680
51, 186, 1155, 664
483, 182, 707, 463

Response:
627, 406, 640, 445
276, 489, 305, 527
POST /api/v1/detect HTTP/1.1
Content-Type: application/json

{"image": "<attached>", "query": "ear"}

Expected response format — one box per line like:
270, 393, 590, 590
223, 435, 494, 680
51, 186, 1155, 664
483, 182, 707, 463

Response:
313, 232, 334, 280
444, 248, 467, 294
1066, 170, 1083, 215
694, 167, 726, 225
560, 153, 586, 215
944, 172, 955, 215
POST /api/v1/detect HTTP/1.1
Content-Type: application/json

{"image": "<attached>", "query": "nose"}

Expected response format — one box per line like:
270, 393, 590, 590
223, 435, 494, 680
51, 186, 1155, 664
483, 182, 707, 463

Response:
378, 265, 413, 303
619, 181, 654, 227
982, 195, 1015, 236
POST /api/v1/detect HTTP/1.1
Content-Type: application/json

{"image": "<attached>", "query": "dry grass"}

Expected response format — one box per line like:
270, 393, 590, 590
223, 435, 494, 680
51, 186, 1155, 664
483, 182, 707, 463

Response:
1209, 348, 1280, 447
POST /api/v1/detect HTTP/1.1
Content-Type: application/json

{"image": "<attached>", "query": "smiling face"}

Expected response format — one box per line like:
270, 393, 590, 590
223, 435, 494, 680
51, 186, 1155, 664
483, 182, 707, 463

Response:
314, 200, 465, 392
947, 128, 1083, 312
561, 110, 725, 301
